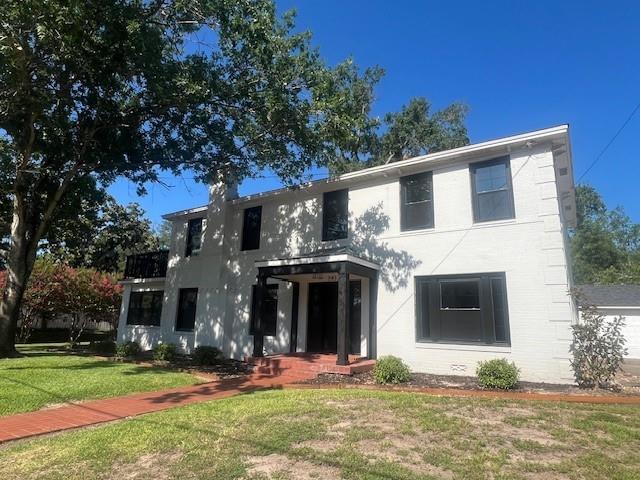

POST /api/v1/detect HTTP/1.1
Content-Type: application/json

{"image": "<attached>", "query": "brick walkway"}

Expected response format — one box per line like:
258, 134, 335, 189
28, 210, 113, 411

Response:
0, 371, 311, 444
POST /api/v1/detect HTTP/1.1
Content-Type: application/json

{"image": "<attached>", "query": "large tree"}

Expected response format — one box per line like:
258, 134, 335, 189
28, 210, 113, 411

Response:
0, 0, 380, 356
44, 197, 160, 273
572, 184, 640, 284
328, 97, 469, 174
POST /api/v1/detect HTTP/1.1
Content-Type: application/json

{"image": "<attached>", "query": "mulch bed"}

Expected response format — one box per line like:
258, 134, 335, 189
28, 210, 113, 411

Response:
299, 370, 640, 397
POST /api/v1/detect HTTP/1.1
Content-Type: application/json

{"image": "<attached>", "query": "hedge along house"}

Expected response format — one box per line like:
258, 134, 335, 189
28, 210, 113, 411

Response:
117, 125, 578, 383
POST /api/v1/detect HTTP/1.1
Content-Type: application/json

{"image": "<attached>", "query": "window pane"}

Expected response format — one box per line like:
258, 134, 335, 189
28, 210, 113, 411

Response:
127, 291, 163, 326
176, 288, 198, 331
475, 163, 508, 193
405, 174, 432, 203
477, 190, 510, 221
405, 202, 433, 230
401, 172, 434, 230
491, 278, 508, 342
241, 206, 262, 251
186, 218, 203, 256
441, 280, 480, 309
323, 189, 348, 241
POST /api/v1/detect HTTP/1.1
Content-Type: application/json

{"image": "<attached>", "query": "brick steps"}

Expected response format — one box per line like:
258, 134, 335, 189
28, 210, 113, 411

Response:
246, 354, 376, 377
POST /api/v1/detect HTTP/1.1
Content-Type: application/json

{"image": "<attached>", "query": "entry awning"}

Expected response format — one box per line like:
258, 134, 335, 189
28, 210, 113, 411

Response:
254, 246, 380, 272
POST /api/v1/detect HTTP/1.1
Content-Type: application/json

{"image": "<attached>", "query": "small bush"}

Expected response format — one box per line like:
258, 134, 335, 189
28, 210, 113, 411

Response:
476, 358, 519, 390
373, 355, 411, 384
89, 340, 116, 356
570, 298, 627, 389
116, 341, 140, 358
193, 345, 222, 365
153, 343, 177, 361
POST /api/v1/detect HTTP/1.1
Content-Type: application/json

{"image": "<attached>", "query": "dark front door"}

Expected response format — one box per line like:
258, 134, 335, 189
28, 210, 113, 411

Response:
307, 281, 361, 354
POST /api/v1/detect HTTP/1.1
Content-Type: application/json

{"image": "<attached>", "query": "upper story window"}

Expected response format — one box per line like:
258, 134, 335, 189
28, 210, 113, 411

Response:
400, 172, 434, 231
415, 273, 510, 345
127, 290, 163, 326
241, 206, 262, 251
322, 189, 348, 241
175, 288, 198, 331
470, 157, 515, 222
185, 218, 203, 257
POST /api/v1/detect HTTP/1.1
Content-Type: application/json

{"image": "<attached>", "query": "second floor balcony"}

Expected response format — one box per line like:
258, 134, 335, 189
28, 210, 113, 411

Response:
124, 250, 169, 280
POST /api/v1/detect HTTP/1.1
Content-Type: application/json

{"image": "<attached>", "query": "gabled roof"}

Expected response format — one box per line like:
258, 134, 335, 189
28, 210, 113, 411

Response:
577, 285, 640, 307
163, 124, 574, 222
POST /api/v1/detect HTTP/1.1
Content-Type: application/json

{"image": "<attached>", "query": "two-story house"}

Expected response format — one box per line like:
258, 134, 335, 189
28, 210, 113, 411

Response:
117, 125, 577, 383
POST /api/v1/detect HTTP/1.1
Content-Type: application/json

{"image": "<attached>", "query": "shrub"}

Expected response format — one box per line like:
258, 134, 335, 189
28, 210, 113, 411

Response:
192, 345, 222, 365
89, 340, 116, 355
116, 341, 140, 358
153, 343, 178, 361
373, 355, 411, 384
476, 358, 519, 390
570, 299, 627, 389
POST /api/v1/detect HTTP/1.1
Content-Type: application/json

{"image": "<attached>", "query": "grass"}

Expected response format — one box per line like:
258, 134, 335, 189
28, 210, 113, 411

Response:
1, 388, 639, 479
0, 345, 200, 416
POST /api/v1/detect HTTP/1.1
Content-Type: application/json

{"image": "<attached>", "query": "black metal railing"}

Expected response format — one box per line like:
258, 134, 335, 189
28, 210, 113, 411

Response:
124, 250, 169, 279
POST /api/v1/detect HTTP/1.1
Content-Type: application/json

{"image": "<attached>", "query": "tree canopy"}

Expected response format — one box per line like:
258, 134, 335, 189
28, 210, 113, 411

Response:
0, 0, 392, 356
571, 184, 640, 284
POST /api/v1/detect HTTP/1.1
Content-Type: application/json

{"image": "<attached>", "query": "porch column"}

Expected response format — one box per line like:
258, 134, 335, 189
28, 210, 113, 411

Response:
252, 272, 267, 357
336, 263, 350, 366
368, 273, 378, 359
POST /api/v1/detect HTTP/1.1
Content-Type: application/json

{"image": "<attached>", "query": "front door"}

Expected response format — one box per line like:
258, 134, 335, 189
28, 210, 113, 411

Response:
307, 281, 361, 354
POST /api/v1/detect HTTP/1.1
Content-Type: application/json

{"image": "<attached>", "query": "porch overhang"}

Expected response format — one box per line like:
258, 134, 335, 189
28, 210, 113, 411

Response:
251, 248, 380, 366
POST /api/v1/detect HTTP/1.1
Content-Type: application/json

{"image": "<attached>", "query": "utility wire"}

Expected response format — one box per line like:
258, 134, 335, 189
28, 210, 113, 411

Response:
578, 100, 640, 182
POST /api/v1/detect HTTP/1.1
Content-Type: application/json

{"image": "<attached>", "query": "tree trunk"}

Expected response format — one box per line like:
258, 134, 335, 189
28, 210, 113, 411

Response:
0, 201, 39, 357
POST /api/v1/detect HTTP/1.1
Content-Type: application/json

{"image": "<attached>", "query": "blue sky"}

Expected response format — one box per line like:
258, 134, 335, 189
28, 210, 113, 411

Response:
109, 0, 640, 226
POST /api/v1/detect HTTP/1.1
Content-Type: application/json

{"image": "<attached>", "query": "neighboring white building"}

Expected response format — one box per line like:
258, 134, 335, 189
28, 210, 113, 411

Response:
117, 125, 578, 383
577, 284, 640, 359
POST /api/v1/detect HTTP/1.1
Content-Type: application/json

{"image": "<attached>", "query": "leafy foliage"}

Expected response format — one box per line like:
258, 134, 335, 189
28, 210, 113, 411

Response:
116, 341, 140, 359
0, 0, 383, 355
192, 345, 223, 365
373, 355, 411, 384
153, 343, 178, 361
44, 198, 160, 273
476, 359, 519, 390
329, 97, 469, 174
571, 185, 640, 284
0, 259, 121, 343
570, 291, 627, 389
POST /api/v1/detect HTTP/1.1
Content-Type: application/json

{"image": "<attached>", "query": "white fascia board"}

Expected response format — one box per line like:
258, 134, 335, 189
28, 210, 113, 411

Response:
162, 205, 208, 221
255, 254, 380, 271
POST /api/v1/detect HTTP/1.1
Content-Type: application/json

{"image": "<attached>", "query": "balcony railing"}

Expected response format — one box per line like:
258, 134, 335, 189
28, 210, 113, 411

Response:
124, 250, 169, 279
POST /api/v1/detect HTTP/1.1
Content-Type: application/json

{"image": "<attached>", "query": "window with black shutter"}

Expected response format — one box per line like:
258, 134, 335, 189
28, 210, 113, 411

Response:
241, 206, 262, 251
126, 291, 164, 326
470, 157, 515, 222
175, 288, 198, 331
322, 189, 348, 241
400, 171, 434, 231
416, 273, 510, 345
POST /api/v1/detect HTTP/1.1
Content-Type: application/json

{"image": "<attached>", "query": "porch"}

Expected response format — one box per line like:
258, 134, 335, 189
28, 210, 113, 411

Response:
251, 247, 380, 366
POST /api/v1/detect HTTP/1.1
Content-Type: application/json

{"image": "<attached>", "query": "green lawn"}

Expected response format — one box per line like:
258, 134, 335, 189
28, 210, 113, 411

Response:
1, 389, 639, 480
0, 346, 201, 416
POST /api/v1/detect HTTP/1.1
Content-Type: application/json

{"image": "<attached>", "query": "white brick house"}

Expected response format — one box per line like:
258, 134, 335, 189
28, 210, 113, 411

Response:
117, 125, 578, 383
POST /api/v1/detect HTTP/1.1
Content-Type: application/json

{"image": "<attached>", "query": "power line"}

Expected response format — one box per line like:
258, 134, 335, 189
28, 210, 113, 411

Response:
578, 100, 640, 182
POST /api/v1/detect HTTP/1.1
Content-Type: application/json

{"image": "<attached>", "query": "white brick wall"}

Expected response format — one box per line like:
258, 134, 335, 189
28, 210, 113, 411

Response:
118, 137, 577, 383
